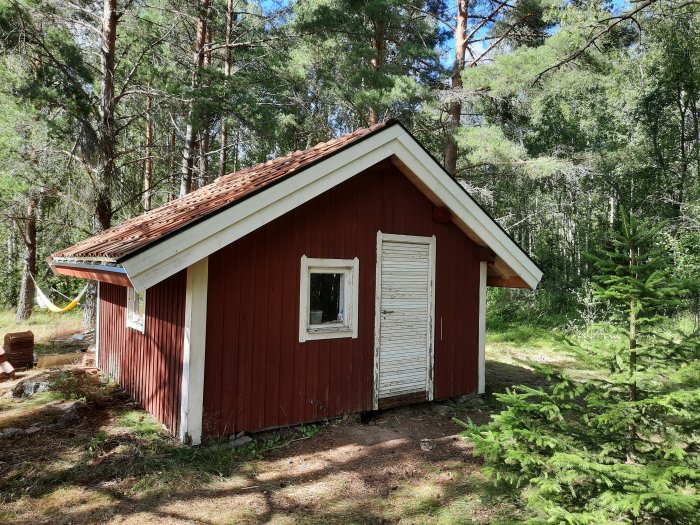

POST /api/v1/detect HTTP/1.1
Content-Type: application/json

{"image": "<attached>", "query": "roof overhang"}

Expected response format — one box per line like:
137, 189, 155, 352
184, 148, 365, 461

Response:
49, 258, 132, 287
51, 123, 543, 291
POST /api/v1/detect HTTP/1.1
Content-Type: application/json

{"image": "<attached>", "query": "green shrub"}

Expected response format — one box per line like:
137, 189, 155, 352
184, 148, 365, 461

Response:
48, 369, 113, 403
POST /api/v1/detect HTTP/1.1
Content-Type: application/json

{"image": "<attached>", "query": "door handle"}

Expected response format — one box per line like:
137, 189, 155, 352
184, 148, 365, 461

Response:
382, 310, 394, 314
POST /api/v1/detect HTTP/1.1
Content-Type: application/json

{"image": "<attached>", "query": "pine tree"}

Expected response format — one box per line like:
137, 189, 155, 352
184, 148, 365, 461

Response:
462, 210, 700, 524
291, 0, 445, 128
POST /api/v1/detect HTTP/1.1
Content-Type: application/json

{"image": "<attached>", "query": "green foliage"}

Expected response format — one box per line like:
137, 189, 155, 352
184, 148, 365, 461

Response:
466, 216, 700, 524
48, 369, 115, 403
463, 347, 700, 524
487, 287, 579, 329
291, 0, 444, 127
668, 230, 700, 328
0, 0, 696, 333
591, 210, 684, 327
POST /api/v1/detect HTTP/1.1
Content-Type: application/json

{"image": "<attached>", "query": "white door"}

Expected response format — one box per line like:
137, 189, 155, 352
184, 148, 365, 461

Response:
374, 233, 435, 409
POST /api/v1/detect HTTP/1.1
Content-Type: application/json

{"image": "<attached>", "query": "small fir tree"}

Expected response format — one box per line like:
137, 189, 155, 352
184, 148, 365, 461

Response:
462, 210, 700, 524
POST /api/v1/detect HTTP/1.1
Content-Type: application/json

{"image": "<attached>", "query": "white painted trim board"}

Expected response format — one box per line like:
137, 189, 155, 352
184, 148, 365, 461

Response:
95, 281, 100, 368
179, 257, 209, 445
478, 261, 487, 395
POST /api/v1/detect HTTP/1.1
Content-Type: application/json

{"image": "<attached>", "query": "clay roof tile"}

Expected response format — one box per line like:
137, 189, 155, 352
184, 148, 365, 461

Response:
53, 120, 394, 261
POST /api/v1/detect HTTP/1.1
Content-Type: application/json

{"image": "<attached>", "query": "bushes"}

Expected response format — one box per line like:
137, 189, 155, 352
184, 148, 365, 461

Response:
487, 287, 580, 329
466, 212, 700, 524
47, 369, 114, 404
461, 344, 700, 524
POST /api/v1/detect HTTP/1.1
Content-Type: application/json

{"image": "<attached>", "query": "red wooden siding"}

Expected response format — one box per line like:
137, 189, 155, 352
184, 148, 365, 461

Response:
98, 271, 186, 434
203, 160, 480, 438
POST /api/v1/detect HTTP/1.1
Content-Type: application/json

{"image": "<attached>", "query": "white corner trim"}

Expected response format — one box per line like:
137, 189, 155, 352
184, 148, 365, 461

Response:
95, 281, 100, 368
299, 256, 359, 342
372, 232, 384, 410
428, 235, 436, 402
121, 125, 542, 292
478, 261, 487, 395
179, 257, 209, 445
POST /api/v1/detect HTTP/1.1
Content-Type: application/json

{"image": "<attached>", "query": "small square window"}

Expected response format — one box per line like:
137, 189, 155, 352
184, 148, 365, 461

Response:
300, 257, 359, 342
126, 287, 146, 333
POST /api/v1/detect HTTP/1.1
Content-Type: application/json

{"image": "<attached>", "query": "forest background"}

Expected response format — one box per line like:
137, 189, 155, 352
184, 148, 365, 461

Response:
0, 0, 698, 329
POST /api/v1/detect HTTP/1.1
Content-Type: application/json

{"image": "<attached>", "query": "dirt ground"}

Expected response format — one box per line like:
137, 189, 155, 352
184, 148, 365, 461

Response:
0, 359, 547, 525
114, 406, 493, 525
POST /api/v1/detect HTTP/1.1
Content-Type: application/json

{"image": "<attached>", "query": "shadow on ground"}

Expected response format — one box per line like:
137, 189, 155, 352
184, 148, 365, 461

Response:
0, 363, 540, 524
485, 359, 550, 396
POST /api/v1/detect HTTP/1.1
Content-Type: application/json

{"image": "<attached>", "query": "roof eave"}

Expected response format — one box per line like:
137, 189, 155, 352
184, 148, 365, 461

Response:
48, 257, 133, 287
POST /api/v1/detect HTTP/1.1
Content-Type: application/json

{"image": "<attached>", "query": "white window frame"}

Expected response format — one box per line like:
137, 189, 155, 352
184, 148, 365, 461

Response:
126, 287, 146, 333
299, 256, 359, 342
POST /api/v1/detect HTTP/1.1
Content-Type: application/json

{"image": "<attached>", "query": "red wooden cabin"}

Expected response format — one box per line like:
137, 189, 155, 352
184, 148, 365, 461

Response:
50, 121, 542, 444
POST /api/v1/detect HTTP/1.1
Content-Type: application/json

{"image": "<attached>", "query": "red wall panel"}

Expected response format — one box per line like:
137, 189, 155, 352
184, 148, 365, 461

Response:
203, 160, 480, 437
98, 271, 186, 434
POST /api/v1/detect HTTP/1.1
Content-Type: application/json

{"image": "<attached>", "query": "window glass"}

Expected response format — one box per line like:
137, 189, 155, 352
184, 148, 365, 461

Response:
126, 287, 146, 332
136, 290, 146, 317
309, 273, 344, 324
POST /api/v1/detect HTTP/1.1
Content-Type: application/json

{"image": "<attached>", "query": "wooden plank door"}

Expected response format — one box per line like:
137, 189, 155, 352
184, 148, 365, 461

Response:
374, 233, 436, 409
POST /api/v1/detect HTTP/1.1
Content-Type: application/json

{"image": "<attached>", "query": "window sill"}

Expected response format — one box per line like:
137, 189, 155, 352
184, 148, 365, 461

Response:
127, 320, 145, 334
302, 326, 355, 341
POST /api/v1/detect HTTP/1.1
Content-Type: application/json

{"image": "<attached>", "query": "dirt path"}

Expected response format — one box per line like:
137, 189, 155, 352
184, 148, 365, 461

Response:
113, 403, 495, 525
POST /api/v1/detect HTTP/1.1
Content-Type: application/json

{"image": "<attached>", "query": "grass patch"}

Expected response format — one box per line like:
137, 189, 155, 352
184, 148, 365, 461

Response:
114, 410, 163, 438
435, 498, 481, 525
408, 495, 442, 515
1, 320, 613, 524
0, 308, 83, 344
486, 322, 569, 348
484, 321, 620, 385
0, 368, 333, 515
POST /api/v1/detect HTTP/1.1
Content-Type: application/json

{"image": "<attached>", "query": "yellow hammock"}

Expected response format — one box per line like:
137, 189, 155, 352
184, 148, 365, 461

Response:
31, 274, 89, 313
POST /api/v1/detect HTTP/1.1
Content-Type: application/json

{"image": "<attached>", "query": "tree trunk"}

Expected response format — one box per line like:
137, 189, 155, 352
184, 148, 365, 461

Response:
6, 230, 17, 302
369, 107, 378, 127
233, 129, 239, 172
144, 89, 153, 211
444, 0, 468, 177
219, 0, 234, 178
180, 127, 196, 196
84, 0, 118, 329
219, 120, 228, 177
629, 304, 637, 402
96, 0, 118, 230
196, 24, 213, 188
82, 282, 98, 330
180, 0, 211, 196
627, 298, 639, 458
609, 195, 617, 227
169, 125, 177, 201
15, 197, 38, 321
198, 132, 209, 187
368, 22, 386, 126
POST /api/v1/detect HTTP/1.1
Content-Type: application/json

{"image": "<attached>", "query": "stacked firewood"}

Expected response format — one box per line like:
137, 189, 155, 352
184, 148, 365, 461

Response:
3, 331, 34, 370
